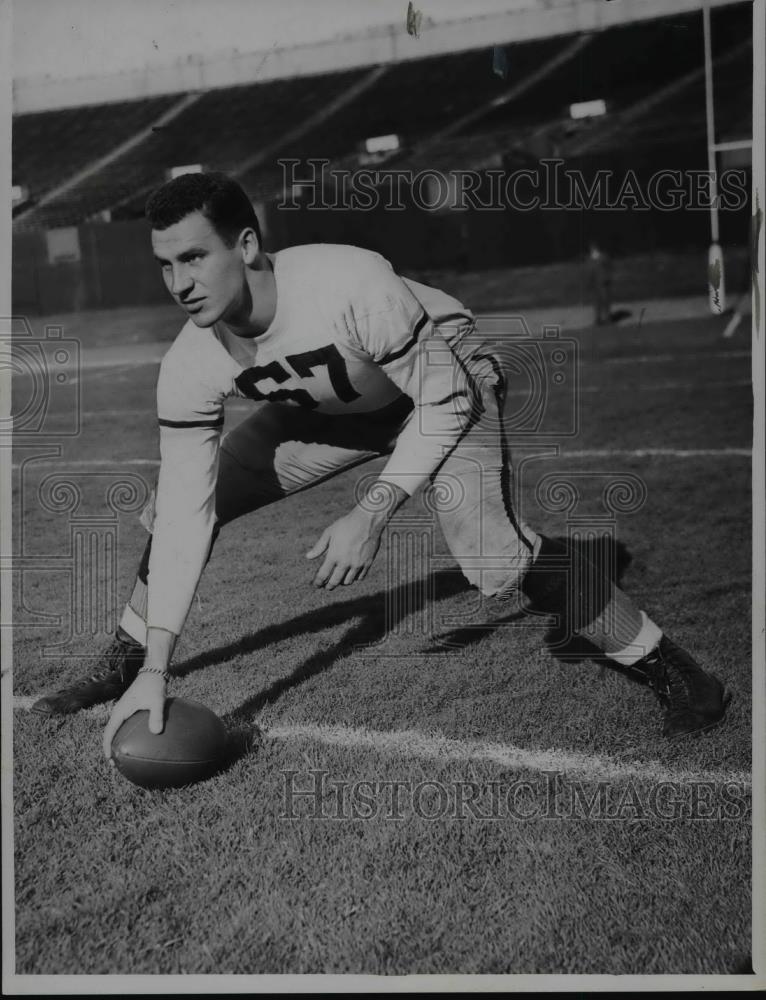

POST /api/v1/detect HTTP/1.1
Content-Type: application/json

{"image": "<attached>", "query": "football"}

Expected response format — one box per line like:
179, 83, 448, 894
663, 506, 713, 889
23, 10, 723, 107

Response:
110, 697, 229, 789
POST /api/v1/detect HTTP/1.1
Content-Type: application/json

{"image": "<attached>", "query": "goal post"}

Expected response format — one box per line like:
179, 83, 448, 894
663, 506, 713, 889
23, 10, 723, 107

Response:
703, 4, 725, 314
703, 4, 753, 319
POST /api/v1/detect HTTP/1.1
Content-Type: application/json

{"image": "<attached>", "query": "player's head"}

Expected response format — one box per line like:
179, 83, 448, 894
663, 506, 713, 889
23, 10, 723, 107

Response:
146, 172, 264, 327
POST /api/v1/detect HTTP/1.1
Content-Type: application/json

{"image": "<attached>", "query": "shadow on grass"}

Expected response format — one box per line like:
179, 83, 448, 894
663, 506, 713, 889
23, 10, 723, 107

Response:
173, 567, 471, 681
407, 536, 633, 656
174, 535, 640, 735
194, 569, 473, 729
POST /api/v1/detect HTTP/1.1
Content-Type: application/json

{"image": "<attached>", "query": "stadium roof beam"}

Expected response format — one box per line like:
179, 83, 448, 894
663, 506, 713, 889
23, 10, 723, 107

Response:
13, 0, 745, 114
12, 92, 204, 229
562, 37, 752, 158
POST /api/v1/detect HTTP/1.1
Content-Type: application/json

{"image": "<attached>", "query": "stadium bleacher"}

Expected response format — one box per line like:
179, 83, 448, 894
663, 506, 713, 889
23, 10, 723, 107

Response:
9, 2, 754, 317
12, 4, 753, 233
11, 94, 181, 215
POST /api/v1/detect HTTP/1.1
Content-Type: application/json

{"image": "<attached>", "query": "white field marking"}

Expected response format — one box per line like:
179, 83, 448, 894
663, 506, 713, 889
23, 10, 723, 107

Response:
39, 353, 753, 392
723, 312, 744, 339
505, 378, 752, 397
9, 447, 750, 470
10, 698, 750, 786
8, 348, 750, 383
9, 458, 160, 468
13, 694, 110, 718
601, 349, 750, 365
560, 447, 750, 458
18, 377, 756, 423
85, 359, 161, 372
40, 403, 253, 419
722, 295, 750, 339
266, 721, 751, 786
56, 362, 160, 386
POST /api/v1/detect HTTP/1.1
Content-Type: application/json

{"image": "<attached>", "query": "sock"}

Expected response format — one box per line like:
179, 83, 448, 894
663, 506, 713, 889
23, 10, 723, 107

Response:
116, 523, 222, 647
522, 535, 661, 661
119, 591, 147, 646
118, 536, 152, 646
606, 611, 663, 665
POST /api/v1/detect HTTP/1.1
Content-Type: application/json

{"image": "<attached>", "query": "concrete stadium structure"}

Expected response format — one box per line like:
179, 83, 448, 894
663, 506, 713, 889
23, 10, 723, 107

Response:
11, 0, 754, 314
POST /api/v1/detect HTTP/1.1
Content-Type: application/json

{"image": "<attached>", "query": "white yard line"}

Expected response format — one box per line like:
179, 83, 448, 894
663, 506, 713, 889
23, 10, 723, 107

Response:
574, 379, 752, 393
601, 350, 750, 365
11, 697, 749, 786
9, 447, 750, 469
40, 404, 253, 419
262, 721, 752, 787
12, 694, 112, 716
62, 362, 161, 385
24, 378, 753, 424
561, 447, 750, 458
9, 349, 751, 382
25, 375, 753, 422
9, 458, 161, 467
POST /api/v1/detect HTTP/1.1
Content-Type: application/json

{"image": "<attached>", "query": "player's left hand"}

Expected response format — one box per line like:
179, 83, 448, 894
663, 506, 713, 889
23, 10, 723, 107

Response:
306, 508, 385, 589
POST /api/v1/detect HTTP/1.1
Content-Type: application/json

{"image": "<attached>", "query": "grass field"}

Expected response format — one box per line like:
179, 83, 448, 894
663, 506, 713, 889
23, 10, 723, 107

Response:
9, 305, 754, 977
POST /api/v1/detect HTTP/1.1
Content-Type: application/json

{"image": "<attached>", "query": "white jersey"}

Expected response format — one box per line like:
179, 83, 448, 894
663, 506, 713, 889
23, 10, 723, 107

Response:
148, 244, 475, 634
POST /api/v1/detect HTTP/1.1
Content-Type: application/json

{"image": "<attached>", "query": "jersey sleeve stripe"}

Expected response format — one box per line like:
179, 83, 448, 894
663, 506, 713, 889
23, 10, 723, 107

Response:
433, 312, 475, 328
158, 416, 224, 429
429, 389, 470, 407
378, 309, 429, 366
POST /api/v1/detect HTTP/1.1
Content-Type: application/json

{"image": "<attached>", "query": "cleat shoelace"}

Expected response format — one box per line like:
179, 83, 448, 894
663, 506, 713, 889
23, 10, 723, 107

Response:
72, 636, 141, 688
644, 644, 695, 716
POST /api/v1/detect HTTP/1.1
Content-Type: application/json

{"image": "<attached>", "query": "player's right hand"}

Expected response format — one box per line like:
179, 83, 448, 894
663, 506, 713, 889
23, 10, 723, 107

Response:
102, 672, 167, 760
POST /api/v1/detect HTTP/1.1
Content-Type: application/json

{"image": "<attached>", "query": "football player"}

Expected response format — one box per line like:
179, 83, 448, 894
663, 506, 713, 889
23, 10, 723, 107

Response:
30, 172, 730, 745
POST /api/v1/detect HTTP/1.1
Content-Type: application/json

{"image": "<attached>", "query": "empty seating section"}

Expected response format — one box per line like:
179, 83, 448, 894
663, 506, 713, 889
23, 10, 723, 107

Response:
11, 6, 753, 232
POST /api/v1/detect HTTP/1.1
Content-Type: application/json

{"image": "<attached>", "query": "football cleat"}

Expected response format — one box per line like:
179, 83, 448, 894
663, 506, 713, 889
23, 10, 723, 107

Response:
31, 627, 144, 716
634, 635, 731, 739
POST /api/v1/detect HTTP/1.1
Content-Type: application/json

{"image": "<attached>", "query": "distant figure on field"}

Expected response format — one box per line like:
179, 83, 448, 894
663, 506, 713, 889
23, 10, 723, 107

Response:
587, 241, 613, 326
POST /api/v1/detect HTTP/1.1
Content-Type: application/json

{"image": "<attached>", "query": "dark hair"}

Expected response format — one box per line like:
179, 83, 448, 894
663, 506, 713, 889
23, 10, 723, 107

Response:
145, 171, 262, 247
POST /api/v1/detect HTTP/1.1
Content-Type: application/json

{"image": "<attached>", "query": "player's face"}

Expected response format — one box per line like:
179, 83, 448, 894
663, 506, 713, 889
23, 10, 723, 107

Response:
151, 211, 248, 327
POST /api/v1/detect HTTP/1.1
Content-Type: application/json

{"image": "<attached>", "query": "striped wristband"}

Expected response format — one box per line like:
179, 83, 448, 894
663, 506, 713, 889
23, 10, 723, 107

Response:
138, 665, 171, 683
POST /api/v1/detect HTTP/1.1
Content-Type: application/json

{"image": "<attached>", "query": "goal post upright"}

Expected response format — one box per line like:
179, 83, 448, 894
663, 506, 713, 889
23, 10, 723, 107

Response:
703, 2, 726, 314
